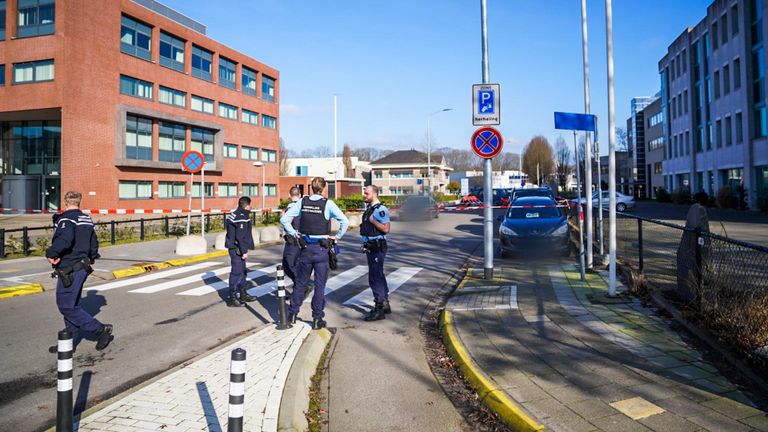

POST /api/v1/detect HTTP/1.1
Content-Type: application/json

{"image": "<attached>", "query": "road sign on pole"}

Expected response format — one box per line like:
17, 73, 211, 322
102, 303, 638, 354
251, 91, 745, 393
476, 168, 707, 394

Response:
471, 127, 504, 159
472, 83, 501, 126
181, 150, 205, 173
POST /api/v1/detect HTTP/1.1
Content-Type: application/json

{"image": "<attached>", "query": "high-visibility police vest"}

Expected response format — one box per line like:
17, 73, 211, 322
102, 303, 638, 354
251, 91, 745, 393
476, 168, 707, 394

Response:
360, 203, 386, 237
298, 197, 331, 235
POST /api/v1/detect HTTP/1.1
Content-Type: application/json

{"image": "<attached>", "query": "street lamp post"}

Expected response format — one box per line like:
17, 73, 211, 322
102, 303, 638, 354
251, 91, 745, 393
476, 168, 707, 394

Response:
252, 161, 266, 210
427, 108, 452, 195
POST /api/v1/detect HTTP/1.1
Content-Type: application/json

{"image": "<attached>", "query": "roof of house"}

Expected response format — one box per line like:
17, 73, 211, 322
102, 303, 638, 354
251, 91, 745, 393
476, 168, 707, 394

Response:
370, 150, 444, 166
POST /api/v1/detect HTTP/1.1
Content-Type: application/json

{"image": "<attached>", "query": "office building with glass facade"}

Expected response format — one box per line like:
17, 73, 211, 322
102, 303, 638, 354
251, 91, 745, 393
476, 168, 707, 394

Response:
0, 0, 280, 210
658, 0, 768, 209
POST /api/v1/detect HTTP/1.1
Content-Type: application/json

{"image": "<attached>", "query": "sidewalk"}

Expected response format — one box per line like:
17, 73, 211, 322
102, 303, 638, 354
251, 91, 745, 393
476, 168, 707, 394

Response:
76, 322, 311, 432
443, 263, 768, 432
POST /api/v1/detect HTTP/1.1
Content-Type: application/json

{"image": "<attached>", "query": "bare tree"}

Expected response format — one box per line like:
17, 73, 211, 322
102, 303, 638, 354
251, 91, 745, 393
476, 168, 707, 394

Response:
279, 138, 290, 176
554, 136, 573, 191
350, 147, 393, 162
342, 144, 353, 177
615, 127, 628, 152
522, 135, 555, 186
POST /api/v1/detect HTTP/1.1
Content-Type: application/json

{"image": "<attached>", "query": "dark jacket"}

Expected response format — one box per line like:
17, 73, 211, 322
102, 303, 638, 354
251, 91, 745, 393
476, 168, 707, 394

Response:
225, 208, 255, 255
45, 209, 99, 268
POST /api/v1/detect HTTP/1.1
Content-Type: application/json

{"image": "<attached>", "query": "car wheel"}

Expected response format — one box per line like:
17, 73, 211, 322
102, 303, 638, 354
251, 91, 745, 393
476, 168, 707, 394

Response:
616, 202, 627, 212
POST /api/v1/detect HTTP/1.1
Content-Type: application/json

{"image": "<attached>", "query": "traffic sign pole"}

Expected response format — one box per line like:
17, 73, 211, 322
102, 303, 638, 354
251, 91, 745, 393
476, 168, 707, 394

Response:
187, 172, 193, 236
573, 131, 586, 282
481, 0, 493, 281
180, 150, 205, 238
201, 166, 205, 237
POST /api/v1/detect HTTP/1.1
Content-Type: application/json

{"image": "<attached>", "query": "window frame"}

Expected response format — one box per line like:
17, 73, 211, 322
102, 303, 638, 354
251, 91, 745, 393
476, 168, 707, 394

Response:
191, 95, 214, 114
242, 183, 259, 197
16, 0, 55, 38
190, 127, 214, 158
242, 108, 259, 126
158, 86, 186, 108
218, 56, 237, 90
224, 143, 239, 159
262, 114, 277, 129
120, 75, 153, 100
241, 146, 259, 161
242, 66, 258, 96
0, 0, 7, 41
159, 31, 185, 72
218, 183, 238, 198
158, 121, 186, 163
125, 114, 153, 161
191, 45, 213, 81
262, 75, 276, 102
120, 15, 152, 61
13, 59, 54, 84
158, 181, 186, 199
264, 184, 277, 197
262, 149, 277, 163
119, 180, 153, 200
218, 102, 238, 120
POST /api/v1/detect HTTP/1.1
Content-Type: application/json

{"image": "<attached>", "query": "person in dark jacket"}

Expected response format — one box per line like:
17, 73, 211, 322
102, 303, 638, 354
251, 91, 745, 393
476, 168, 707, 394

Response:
360, 185, 391, 321
225, 196, 256, 307
45, 191, 113, 350
282, 186, 303, 285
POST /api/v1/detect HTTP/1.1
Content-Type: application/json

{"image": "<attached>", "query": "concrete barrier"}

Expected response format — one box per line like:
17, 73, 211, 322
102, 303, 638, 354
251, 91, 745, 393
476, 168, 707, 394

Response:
214, 232, 227, 250
347, 214, 361, 228
175, 235, 208, 256
258, 226, 281, 242
251, 228, 261, 245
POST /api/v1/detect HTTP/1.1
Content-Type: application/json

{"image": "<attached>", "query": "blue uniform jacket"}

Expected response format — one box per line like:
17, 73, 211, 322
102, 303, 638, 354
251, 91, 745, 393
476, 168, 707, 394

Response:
45, 209, 99, 268
361, 202, 390, 243
280, 194, 349, 242
225, 208, 255, 255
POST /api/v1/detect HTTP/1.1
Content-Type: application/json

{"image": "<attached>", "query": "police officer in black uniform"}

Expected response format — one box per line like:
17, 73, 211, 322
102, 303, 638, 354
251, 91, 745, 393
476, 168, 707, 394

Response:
360, 185, 392, 321
46, 191, 113, 350
282, 186, 302, 285
225, 196, 257, 307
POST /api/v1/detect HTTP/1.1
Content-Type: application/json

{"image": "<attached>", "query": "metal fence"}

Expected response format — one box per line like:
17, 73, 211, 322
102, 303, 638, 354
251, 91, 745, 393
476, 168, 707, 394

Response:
570, 205, 768, 357
0, 210, 281, 258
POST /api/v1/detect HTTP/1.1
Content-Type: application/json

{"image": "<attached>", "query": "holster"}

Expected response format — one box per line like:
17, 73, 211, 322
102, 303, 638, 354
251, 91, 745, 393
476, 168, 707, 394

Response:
54, 259, 92, 288
284, 235, 299, 246
364, 239, 387, 253
319, 238, 333, 249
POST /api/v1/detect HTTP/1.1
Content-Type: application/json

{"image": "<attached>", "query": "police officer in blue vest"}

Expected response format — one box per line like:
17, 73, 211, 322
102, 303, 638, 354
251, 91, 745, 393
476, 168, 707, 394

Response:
225, 196, 257, 307
46, 191, 113, 350
280, 177, 349, 330
360, 185, 392, 321
282, 186, 303, 285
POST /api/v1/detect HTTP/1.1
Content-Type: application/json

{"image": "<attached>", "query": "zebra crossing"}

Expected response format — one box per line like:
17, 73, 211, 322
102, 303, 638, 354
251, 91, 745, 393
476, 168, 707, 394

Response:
83, 260, 424, 309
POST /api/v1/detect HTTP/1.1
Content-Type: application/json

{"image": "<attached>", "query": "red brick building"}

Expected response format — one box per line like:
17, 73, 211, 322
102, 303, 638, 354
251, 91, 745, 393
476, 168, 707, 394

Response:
0, 0, 280, 211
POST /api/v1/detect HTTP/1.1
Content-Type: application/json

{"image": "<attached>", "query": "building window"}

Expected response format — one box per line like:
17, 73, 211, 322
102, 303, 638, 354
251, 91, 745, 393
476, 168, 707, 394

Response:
755, 106, 767, 137
716, 119, 722, 148
191, 45, 212, 81
724, 65, 730, 95
120, 75, 153, 100
218, 102, 238, 120
295, 166, 308, 176
736, 112, 744, 143
712, 22, 718, 50
224, 144, 238, 158
262, 115, 277, 129
0, 65, 4, 86
159, 122, 186, 162
654, 162, 662, 174
119, 181, 152, 199
159, 86, 186, 108
725, 116, 733, 146
158, 181, 185, 199
262, 149, 276, 163
648, 111, 663, 127
0, 1, 6, 40
218, 183, 238, 197
242, 109, 259, 126
262, 76, 275, 102
191, 95, 214, 114
219, 57, 236, 89
389, 187, 413, 196
734, 58, 741, 90
242, 66, 257, 96
190, 127, 214, 158
125, 115, 152, 160
374, 171, 383, 179
391, 171, 414, 178
264, 184, 277, 197
707, 122, 713, 150
683, 90, 689, 113
714, 70, 720, 98
242, 183, 259, 196
120, 15, 151, 61
159, 31, 185, 72
721, 15, 728, 44
17, 0, 54, 38
732, 5, 739, 35
682, 49, 687, 72
13, 59, 53, 84
241, 146, 259, 160
191, 183, 214, 198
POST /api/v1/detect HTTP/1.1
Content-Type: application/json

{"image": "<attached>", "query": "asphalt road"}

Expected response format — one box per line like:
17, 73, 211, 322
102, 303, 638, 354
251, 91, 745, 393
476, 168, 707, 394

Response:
0, 210, 493, 431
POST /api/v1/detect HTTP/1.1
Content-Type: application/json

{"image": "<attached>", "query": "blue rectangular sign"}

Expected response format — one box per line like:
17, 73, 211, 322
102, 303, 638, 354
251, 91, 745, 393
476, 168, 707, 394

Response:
478, 90, 495, 114
554, 112, 596, 132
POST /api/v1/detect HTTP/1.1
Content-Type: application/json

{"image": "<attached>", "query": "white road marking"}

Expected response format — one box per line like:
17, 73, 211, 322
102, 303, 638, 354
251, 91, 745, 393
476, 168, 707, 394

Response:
343, 267, 422, 308
303, 265, 368, 303
128, 265, 234, 294
175, 264, 277, 296
84, 262, 221, 291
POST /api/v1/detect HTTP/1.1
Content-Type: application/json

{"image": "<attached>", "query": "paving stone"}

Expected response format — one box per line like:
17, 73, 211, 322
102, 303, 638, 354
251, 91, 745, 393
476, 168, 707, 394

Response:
666, 365, 714, 381
609, 397, 665, 420
502, 383, 550, 403
548, 384, 593, 404
589, 384, 640, 404
740, 413, 768, 431
523, 397, 596, 432
654, 395, 710, 418
701, 396, 766, 420
638, 411, 701, 432
687, 410, 754, 432
691, 377, 736, 395
568, 398, 619, 419
628, 382, 681, 402
590, 413, 653, 432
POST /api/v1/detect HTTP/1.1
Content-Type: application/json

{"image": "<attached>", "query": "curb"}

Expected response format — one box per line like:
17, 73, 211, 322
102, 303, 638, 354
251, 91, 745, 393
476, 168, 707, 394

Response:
278, 327, 332, 432
440, 309, 544, 432
0, 283, 44, 299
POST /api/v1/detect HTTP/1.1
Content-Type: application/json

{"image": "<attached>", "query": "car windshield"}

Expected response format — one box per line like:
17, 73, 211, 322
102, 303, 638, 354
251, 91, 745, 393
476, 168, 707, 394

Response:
404, 197, 430, 207
515, 190, 551, 199
506, 206, 561, 219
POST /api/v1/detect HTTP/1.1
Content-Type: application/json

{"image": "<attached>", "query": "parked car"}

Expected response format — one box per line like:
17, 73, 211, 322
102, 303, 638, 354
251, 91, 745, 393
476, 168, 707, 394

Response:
510, 187, 555, 202
397, 195, 439, 220
571, 191, 636, 212
497, 197, 570, 257
492, 188, 511, 207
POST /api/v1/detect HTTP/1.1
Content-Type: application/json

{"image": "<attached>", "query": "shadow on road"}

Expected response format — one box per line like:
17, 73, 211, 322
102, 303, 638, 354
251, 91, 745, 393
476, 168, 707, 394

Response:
73, 370, 92, 428
196, 381, 222, 432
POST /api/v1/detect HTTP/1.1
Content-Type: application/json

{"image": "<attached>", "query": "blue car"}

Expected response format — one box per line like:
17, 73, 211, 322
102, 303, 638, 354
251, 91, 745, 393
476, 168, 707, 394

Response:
498, 197, 571, 258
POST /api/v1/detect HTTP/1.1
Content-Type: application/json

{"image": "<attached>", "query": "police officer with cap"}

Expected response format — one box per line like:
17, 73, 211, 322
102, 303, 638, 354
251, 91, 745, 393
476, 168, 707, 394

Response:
280, 177, 348, 330
360, 185, 392, 321
46, 191, 113, 350
225, 196, 256, 307
281, 186, 302, 285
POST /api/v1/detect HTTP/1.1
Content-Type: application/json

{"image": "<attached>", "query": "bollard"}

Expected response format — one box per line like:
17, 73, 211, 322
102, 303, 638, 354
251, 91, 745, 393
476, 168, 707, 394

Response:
227, 348, 246, 432
110, 220, 116, 245
23, 226, 30, 256
0, 228, 5, 257
637, 218, 644, 272
164, 216, 170, 237
276, 265, 291, 330
140, 218, 145, 241
57, 330, 74, 432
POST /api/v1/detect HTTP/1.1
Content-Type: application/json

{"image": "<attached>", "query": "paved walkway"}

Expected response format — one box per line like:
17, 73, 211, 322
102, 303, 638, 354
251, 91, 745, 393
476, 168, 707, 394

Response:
76, 322, 311, 432
446, 263, 768, 432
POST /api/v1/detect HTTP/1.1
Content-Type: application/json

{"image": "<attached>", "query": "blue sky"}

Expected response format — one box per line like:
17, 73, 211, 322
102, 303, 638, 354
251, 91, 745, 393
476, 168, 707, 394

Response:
161, 0, 711, 157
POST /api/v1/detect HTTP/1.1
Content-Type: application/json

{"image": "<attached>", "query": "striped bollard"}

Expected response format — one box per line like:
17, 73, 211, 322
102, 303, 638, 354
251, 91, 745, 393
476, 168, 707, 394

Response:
276, 265, 291, 330
227, 348, 246, 432
56, 330, 74, 432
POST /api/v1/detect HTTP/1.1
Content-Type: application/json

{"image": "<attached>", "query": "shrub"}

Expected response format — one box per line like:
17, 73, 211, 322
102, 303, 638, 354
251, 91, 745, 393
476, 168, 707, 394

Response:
279, 199, 291, 210
656, 188, 671, 203
693, 191, 709, 206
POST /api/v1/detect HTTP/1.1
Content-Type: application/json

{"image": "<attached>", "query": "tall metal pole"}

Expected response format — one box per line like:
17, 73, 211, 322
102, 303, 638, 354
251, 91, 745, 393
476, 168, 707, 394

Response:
201, 167, 205, 236
481, 0, 493, 280
333, 95, 338, 199
573, 131, 586, 281
596, 121, 604, 255
605, 0, 617, 295
427, 115, 431, 195
580, 0, 594, 269
262, 165, 266, 210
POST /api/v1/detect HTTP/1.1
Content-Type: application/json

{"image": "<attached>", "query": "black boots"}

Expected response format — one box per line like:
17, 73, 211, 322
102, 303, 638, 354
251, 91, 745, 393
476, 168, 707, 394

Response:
382, 299, 392, 314
312, 318, 327, 330
226, 295, 243, 307
364, 303, 387, 321
287, 312, 297, 324
238, 287, 257, 303
95, 324, 113, 351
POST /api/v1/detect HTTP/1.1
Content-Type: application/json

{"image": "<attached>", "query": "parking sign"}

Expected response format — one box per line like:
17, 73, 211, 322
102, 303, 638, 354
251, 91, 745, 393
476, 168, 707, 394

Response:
472, 83, 501, 126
